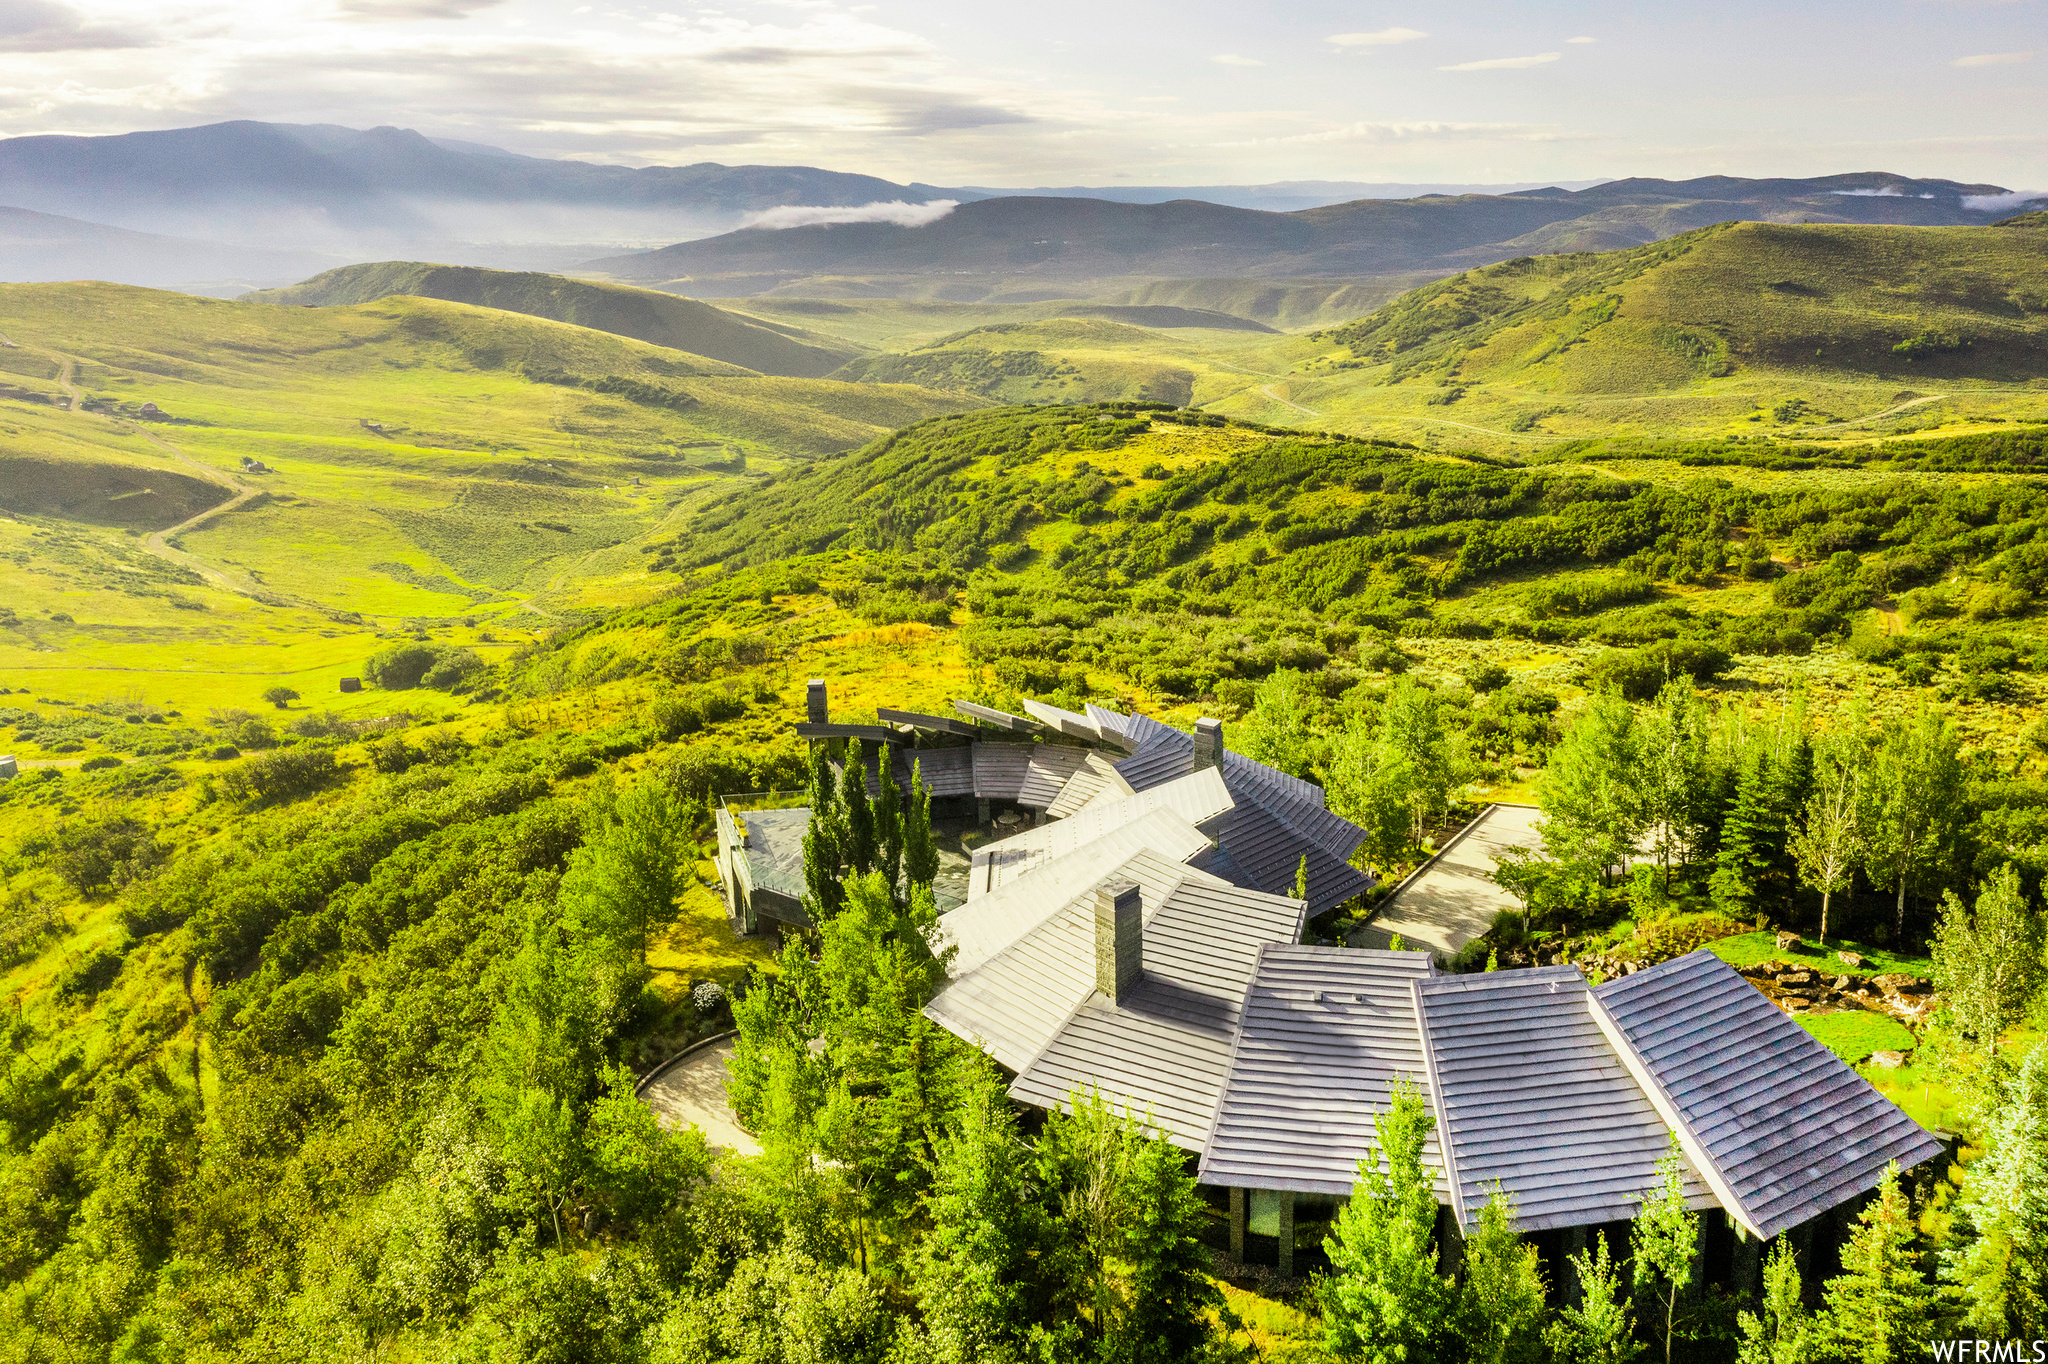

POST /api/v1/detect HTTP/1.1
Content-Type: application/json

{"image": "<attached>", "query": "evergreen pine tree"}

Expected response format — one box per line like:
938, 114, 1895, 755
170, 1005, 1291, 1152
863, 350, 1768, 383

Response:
1112, 1131, 1222, 1364
1546, 1232, 1642, 1364
1293, 854, 1309, 904
876, 763, 905, 897
1710, 745, 1775, 920
912, 1064, 1056, 1364
904, 759, 940, 890
841, 742, 877, 877
802, 802, 845, 919
1818, 1163, 1936, 1362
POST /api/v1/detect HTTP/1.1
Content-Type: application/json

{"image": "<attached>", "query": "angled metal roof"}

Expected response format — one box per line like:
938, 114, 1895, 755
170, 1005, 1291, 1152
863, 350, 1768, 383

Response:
1214, 799, 1375, 911
877, 707, 978, 738
954, 699, 1039, 733
938, 827, 1205, 976
925, 848, 1211, 1072
869, 745, 976, 799
1591, 951, 1945, 1240
971, 807, 1211, 900
1115, 729, 1192, 792
1199, 945, 1448, 1197
970, 742, 1093, 806
1413, 967, 1715, 1232
1006, 875, 1308, 1151
1084, 703, 1141, 751
969, 770, 1232, 898
1021, 698, 1103, 741
1045, 750, 1134, 818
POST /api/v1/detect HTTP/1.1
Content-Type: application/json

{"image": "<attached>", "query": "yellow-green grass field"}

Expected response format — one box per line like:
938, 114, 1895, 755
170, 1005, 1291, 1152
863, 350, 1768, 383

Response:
0, 282, 983, 716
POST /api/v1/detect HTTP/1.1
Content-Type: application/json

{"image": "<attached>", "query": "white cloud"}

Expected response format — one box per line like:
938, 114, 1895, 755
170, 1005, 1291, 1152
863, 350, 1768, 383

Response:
1961, 189, 2045, 211
0, 0, 154, 51
741, 198, 958, 229
1216, 119, 1563, 148
1328, 27, 1427, 48
1567, 35, 1597, 43
1211, 53, 1263, 67
1951, 50, 2031, 65
336, 0, 505, 18
1439, 52, 1561, 71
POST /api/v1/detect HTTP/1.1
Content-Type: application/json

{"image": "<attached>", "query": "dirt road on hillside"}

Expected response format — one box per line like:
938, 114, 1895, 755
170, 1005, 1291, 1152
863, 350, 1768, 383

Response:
32, 344, 277, 600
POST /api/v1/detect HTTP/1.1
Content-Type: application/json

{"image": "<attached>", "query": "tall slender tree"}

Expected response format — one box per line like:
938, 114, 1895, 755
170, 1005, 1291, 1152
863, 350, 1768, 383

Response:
1454, 1184, 1547, 1364
1865, 706, 1967, 943
840, 742, 877, 878
1632, 1136, 1699, 1364
1735, 1240, 1810, 1364
1546, 1232, 1642, 1364
903, 759, 940, 891
913, 1064, 1057, 1364
1789, 736, 1866, 944
1638, 680, 1711, 889
875, 762, 905, 897
1540, 692, 1646, 888
1709, 743, 1776, 920
1942, 1043, 2048, 1338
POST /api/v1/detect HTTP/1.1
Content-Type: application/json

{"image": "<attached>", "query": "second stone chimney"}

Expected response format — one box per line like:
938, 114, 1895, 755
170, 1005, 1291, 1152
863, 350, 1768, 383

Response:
1094, 877, 1143, 1005
806, 679, 828, 724
1193, 717, 1223, 771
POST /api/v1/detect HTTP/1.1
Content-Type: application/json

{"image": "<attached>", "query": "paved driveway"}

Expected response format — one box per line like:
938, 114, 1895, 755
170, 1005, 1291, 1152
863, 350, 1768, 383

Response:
1352, 804, 1543, 958
638, 1037, 762, 1156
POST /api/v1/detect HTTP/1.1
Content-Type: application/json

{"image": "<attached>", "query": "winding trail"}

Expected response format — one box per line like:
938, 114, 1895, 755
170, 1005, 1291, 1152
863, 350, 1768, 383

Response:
31, 342, 277, 600
1806, 393, 1947, 432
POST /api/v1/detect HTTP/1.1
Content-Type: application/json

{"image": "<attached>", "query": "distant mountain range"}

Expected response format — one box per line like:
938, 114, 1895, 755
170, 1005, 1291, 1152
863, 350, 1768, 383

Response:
580, 173, 2042, 301
0, 120, 2039, 301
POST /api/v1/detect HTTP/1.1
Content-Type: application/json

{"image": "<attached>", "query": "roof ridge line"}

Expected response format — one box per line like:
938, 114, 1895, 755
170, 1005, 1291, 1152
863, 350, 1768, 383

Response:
1409, 976, 1468, 1229
1583, 977, 1760, 1240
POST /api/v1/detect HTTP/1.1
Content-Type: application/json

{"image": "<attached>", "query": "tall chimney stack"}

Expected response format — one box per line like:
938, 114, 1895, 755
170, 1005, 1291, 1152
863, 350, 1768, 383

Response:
1094, 877, 1143, 1005
806, 679, 828, 724
1193, 717, 1223, 771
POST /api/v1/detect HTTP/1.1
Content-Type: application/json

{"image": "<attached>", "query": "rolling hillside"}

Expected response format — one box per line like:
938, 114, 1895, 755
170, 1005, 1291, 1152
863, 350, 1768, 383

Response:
0, 281, 979, 713
583, 173, 2037, 300
1247, 220, 2048, 445
248, 262, 861, 377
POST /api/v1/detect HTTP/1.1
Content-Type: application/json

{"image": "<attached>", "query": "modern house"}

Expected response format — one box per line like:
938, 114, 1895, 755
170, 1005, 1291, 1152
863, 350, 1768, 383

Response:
714, 685, 1377, 934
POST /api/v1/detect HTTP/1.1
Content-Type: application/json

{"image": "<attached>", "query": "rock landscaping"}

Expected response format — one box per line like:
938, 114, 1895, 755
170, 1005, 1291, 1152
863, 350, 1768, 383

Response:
1735, 957, 1938, 1028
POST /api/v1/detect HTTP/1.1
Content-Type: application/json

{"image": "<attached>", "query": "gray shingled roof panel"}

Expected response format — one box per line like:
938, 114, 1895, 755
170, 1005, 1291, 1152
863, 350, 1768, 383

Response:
1115, 730, 1192, 792
1414, 968, 1714, 1232
898, 745, 975, 797
1591, 951, 1944, 1240
1199, 945, 1449, 1197
1007, 876, 1306, 1151
1215, 801, 1374, 913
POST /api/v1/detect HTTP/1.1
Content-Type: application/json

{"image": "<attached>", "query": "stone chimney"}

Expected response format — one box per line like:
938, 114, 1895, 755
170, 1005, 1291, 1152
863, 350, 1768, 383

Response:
806, 679, 828, 724
1094, 877, 1143, 1005
1193, 717, 1223, 771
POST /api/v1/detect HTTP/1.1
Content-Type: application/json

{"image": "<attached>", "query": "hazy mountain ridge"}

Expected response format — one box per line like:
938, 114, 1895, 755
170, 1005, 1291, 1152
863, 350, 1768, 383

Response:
245, 262, 861, 377
583, 173, 2041, 302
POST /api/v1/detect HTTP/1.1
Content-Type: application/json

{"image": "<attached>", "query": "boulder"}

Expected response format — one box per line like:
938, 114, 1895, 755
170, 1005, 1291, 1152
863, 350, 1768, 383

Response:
1869, 1050, 1908, 1069
1837, 951, 1866, 968
1776, 931, 1802, 950
1871, 973, 1930, 996
1832, 975, 1854, 990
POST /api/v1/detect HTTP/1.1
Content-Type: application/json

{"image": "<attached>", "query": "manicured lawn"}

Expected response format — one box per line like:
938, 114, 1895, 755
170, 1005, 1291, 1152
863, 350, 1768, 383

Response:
1708, 930, 1933, 977
647, 881, 776, 988
1798, 1009, 1916, 1064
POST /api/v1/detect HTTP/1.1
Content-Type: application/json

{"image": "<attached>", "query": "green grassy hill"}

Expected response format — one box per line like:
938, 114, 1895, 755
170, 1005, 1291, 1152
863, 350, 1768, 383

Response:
1259, 221, 2048, 446
0, 282, 980, 716
247, 262, 862, 378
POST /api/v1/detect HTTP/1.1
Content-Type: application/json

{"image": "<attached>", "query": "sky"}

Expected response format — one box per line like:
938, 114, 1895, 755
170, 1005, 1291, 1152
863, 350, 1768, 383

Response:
1, 0, 2042, 188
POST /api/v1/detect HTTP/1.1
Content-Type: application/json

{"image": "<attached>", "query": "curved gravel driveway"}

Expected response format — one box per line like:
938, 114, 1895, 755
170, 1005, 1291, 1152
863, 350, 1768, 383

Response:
638, 1036, 762, 1156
